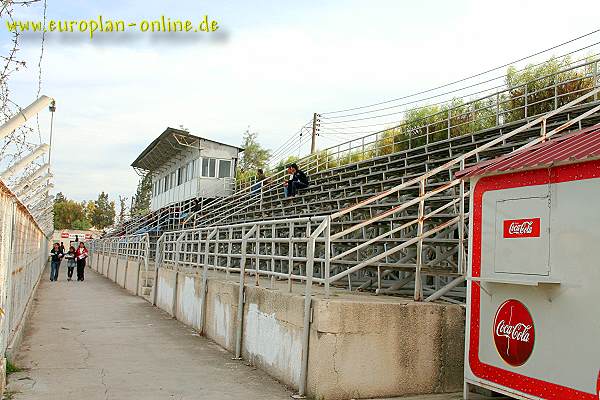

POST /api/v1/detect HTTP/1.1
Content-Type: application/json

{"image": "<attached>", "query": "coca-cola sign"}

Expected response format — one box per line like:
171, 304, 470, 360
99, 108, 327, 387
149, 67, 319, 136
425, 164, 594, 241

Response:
493, 299, 535, 367
503, 218, 540, 238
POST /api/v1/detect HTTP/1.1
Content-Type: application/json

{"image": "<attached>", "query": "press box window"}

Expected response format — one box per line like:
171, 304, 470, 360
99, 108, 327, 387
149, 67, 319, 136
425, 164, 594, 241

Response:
178, 166, 186, 185
218, 160, 231, 178
186, 161, 194, 181
202, 158, 216, 178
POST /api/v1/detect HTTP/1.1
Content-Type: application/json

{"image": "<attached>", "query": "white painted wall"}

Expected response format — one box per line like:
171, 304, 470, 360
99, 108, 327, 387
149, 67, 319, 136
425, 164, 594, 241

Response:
244, 303, 303, 387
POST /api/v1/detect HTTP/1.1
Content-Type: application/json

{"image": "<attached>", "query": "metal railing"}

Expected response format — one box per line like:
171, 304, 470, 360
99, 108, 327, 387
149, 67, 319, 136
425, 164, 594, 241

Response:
327, 86, 600, 301
0, 181, 50, 356
91, 87, 600, 299
89, 233, 151, 283
186, 57, 600, 229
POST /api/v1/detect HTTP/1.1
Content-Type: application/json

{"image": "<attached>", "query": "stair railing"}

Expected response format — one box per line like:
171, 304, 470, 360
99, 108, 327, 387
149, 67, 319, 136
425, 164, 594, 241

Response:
326, 87, 600, 301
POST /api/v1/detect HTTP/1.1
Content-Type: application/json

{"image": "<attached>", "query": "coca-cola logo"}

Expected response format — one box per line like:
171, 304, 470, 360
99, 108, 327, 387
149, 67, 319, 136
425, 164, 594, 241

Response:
493, 299, 535, 367
503, 218, 540, 238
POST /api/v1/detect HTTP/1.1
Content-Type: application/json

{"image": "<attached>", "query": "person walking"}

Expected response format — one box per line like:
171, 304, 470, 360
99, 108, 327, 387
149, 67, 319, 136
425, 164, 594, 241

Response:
75, 242, 89, 281
283, 163, 310, 197
49, 243, 64, 281
64, 246, 77, 281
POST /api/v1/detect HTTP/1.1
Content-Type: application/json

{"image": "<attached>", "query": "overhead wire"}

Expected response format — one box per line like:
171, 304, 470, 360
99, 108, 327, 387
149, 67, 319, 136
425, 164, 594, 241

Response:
268, 120, 312, 157
321, 28, 600, 116
320, 43, 600, 122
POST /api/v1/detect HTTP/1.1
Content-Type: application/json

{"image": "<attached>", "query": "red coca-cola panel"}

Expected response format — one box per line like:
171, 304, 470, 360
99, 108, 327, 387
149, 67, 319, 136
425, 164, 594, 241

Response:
60, 232, 70, 238
493, 299, 535, 367
503, 218, 540, 238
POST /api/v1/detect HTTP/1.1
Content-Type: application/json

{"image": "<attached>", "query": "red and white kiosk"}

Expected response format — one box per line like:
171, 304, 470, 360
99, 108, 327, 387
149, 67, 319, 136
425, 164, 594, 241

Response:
461, 126, 600, 399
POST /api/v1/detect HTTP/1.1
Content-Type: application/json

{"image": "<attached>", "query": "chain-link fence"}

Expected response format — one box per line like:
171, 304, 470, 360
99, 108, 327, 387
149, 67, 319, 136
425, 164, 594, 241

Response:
0, 181, 49, 356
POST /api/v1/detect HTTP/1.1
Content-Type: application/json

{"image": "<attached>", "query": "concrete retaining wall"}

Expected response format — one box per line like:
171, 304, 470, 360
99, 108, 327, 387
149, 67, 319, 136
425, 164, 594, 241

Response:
175, 274, 202, 329
125, 260, 140, 294
116, 258, 127, 287
156, 268, 177, 316
242, 284, 304, 388
92, 255, 465, 399
307, 299, 464, 399
204, 279, 237, 352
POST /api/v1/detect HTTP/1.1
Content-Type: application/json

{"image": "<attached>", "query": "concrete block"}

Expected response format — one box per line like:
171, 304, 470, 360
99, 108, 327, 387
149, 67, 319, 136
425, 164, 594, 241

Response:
156, 268, 177, 316
111, 257, 122, 283
307, 299, 465, 400
0, 357, 5, 398
97, 254, 104, 274
175, 273, 202, 329
204, 278, 238, 351
116, 258, 127, 287
125, 260, 140, 294
103, 255, 111, 277
242, 285, 304, 389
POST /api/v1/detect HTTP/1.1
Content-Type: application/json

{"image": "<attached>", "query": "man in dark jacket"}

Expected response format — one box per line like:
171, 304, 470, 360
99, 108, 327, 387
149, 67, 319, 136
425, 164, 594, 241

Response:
49, 243, 64, 281
284, 163, 309, 197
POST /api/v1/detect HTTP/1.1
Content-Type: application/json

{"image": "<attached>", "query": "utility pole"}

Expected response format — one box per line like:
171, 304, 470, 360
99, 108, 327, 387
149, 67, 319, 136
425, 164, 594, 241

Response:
310, 112, 318, 154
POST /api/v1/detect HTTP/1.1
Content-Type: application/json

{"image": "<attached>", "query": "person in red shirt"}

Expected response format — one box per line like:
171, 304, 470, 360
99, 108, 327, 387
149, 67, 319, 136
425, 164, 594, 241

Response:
75, 242, 89, 281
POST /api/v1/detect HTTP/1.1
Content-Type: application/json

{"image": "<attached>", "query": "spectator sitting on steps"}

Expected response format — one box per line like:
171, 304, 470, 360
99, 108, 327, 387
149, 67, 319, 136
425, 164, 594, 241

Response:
284, 163, 309, 197
252, 168, 269, 195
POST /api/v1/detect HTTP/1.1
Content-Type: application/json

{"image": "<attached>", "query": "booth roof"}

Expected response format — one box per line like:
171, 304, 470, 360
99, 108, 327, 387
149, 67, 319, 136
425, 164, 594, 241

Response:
457, 125, 600, 178
131, 127, 243, 173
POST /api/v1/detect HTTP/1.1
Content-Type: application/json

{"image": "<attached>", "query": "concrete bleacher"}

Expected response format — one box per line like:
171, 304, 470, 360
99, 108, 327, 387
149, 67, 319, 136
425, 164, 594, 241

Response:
198, 102, 600, 230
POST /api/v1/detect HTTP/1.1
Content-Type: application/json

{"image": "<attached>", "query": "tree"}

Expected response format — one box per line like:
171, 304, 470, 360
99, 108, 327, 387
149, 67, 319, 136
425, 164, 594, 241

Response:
117, 195, 128, 224
273, 155, 299, 172
54, 192, 66, 204
72, 219, 92, 230
54, 199, 86, 230
91, 192, 115, 229
84, 201, 96, 223
131, 174, 152, 217
239, 127, 270, 172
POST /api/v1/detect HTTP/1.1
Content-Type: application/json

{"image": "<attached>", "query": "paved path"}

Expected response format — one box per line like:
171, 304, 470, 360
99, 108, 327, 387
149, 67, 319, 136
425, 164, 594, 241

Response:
6, 268, 293, 400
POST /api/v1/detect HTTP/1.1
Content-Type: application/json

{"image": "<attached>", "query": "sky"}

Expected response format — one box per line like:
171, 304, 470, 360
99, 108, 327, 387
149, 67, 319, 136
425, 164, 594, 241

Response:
3, 0, 600, 203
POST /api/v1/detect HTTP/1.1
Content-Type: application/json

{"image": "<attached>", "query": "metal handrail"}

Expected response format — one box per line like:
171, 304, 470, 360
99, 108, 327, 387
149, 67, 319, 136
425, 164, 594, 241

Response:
331, 87, 600, 223
185, 58, 599, 229
325, 87, 600, 301
102, 58, 599, 238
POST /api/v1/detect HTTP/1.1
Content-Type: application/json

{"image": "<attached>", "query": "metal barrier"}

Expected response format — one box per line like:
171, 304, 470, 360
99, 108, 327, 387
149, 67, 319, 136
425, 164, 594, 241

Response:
0, 181, 49, 356
88, 233, 150, 280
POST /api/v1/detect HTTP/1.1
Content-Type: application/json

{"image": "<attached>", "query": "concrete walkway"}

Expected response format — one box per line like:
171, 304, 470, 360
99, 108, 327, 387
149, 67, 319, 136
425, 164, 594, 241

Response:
6, 268, 293, 400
